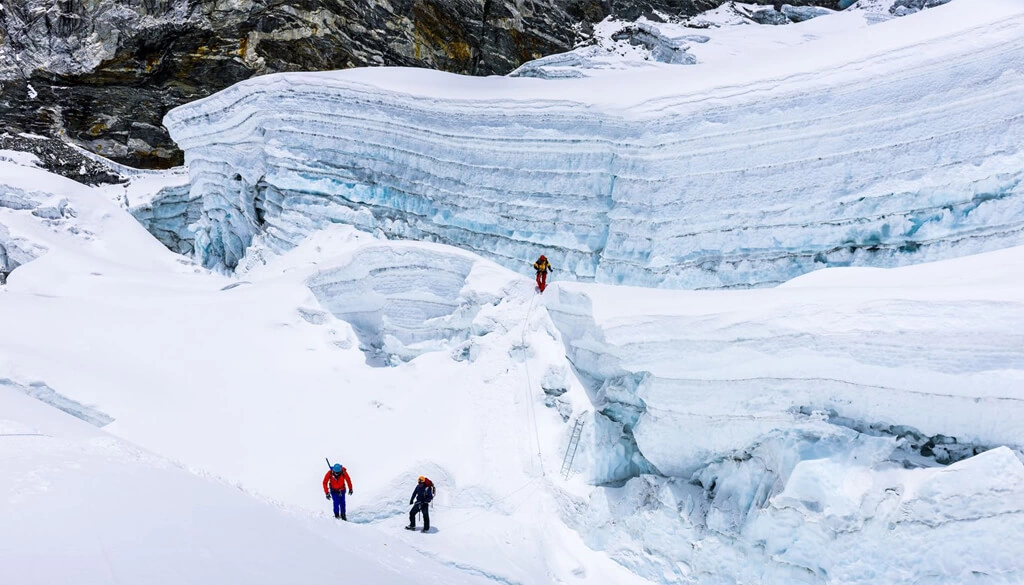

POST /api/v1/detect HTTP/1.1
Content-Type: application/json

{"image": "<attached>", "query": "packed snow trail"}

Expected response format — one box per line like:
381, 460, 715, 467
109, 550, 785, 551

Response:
166, 0, 1024, 288
521, 290, 546, 478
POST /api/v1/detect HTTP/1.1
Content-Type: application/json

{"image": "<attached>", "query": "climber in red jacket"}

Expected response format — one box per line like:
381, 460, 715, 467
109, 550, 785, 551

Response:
323, 463, 354, 520
533, 255, 552, 293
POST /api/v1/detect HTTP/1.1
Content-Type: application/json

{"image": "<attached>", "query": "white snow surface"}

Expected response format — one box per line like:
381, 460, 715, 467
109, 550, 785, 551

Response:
510, 3, 854, 78
7, 2, 1024, 581
0, 158, 641, 585
165, 0, 1024, 289
3, 142, 1024, 585
0, 386, 492, 585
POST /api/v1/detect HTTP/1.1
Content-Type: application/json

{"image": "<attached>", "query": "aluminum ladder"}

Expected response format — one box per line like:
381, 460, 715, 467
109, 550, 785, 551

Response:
560, 411, 587, 479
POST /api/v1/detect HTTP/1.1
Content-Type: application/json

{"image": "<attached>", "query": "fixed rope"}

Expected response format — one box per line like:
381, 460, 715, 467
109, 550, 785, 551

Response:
519, 290, 546, 477
435, 478, 541, 532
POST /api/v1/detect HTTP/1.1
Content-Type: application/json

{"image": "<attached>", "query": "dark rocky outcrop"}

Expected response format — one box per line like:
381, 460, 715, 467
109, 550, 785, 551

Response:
0, 132, 125, 185
0, 0, 839, 169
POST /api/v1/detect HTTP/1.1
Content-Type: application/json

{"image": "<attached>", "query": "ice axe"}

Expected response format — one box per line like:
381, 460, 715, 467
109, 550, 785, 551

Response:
324, 458, 333, 500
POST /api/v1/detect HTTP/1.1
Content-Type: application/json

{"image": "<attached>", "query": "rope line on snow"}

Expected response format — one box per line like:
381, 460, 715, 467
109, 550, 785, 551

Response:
434, 478, 541, 532
519, 290, 546, 477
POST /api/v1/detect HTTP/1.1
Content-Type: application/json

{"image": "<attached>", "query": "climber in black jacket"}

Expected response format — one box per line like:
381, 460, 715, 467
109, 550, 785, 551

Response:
406, 476, 436, 532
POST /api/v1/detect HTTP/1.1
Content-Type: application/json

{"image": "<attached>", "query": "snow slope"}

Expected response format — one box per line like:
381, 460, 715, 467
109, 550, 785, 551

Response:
0, 157, 645, 585
0, 385, 495, 585
165, 0, 1024, 288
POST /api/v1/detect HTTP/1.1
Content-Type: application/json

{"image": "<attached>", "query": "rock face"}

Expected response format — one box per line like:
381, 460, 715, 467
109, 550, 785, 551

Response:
0, 0, 837, 169
0, 133, 124, 185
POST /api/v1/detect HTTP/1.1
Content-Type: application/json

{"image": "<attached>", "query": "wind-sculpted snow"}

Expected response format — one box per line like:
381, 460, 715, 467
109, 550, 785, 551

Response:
166, 0, 1024, 288
307, 243, 503, 364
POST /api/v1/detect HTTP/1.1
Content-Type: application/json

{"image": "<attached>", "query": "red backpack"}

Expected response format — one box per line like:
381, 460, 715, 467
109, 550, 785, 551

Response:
419, 477, 435, 501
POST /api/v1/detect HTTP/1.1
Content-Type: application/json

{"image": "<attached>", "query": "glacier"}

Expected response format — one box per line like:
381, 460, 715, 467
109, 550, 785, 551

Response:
165, 0, 1024, 288
7, 1, 1024, 584
129, 180, 199, 255
3, 150, 1024, 585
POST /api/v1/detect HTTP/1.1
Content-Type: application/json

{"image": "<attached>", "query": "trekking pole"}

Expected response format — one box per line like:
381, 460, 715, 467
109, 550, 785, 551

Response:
326, 457, 332, 469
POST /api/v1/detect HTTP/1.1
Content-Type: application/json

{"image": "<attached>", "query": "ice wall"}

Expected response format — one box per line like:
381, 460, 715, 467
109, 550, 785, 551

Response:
569, 437, 1024, 585
130, 181, 200, 255
166, 0, 1024, 288
546, 247, 1024, 479
548, 246, 1024, 584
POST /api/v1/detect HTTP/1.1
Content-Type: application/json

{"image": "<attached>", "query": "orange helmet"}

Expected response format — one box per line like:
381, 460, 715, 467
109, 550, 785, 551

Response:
418, 476, 426, 483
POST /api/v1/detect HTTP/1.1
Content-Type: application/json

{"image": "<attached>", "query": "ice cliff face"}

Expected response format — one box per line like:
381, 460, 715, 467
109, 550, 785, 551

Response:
166, 0, 1024, 288
130, 181, 199, 256
547, 244, 1024, 584
568, 439, 1024, 584
546, 252, 1024, 481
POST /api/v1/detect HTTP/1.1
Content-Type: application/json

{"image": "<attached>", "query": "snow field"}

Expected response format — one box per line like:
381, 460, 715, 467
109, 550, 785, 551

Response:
0, 385, 499, 585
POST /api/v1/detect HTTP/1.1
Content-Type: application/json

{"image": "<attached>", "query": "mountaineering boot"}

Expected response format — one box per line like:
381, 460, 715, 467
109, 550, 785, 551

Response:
422, 527, 429, 532
340, 513, 347, 521
405, 524, 416, 530
335, 513, 341, 519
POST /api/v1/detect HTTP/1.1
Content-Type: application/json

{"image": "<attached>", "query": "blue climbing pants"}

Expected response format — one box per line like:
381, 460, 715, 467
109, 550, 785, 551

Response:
331, 490, 347, 517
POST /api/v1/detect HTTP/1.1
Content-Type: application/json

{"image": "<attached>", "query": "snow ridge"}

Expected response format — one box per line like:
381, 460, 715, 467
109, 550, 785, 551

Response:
166, 1, 1024, 288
